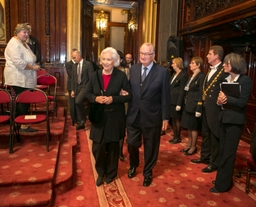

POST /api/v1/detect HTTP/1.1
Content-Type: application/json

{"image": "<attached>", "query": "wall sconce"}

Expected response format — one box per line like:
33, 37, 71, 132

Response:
128, 20, 137, 31
96, 9, 108, 37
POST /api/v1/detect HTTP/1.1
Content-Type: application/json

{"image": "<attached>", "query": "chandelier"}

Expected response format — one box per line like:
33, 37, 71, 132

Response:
96, 10, 108, 36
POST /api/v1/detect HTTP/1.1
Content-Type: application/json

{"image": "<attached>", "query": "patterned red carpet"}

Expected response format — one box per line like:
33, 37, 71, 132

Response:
54, 123, 256, 207
1, 112, 255, 207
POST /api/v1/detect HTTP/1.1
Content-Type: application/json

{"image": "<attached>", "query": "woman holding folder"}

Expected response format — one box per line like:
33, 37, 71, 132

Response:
211, 53, 252, 193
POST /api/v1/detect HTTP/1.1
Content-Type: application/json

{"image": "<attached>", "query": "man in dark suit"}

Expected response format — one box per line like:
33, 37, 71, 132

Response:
25, 23, 41, 63
191, 45, 227, 173
71, 50, 94, 130
125, 53, 134, 68
65, 48, 78, 126
126, 43, 170, 187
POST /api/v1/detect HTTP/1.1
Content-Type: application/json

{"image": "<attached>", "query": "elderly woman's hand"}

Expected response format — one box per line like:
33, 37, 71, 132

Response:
120, 89, 129, 96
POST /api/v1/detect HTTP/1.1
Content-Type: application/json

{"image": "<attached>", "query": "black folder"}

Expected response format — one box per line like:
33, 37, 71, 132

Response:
220, 82, 241, 110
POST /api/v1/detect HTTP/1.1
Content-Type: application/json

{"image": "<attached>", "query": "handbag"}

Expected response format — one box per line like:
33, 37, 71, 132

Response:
89, 72, 104, 124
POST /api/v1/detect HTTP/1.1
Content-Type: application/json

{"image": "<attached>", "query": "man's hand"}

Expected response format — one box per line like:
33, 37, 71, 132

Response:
162, 120, 169, 131
71, 91, 75, 98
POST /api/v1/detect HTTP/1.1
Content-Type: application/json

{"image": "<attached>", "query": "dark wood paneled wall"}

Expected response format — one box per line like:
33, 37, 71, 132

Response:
0, 0, 67, 106
178, 0, 256, 143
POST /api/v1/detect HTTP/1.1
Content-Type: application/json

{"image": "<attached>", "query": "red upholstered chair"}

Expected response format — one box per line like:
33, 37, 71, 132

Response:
36, 74, 57, 121
36, 69, 48, 90
0, 89, 13, 153
12, 89, 50, 152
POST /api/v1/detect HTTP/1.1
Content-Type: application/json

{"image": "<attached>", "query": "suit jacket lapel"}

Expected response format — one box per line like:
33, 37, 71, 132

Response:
141, 63, 158, 94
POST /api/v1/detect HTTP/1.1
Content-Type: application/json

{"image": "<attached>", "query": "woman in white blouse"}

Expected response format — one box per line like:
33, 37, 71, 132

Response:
4, 23, 40, 132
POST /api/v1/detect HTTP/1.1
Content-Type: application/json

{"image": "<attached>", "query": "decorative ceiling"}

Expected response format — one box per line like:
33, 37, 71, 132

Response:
89, 0, 138, 9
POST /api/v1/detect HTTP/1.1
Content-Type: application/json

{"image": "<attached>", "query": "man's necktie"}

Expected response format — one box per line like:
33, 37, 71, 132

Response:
77, 63, 81, 84
141, 67, 148, 82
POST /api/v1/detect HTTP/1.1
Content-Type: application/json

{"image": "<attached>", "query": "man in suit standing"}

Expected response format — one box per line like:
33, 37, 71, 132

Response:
25, 23, 40, 64
191, 45, 227, 173
126, 43, 170, 186
65, 48, 78, 126
125, 53, 134, 68
71, 50, 94, 130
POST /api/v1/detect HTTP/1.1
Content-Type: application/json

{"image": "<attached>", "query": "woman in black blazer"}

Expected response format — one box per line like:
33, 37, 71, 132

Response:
181, 57, 205, 155
210, 53, 252, 193
85, 47, 132, 186
169, 58, 187, 144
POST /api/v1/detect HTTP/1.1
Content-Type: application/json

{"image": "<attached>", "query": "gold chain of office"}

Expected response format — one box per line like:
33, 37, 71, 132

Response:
202, 68, 224, 101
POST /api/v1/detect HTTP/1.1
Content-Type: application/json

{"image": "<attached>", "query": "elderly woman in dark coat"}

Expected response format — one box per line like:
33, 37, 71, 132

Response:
85, 47, 132, 186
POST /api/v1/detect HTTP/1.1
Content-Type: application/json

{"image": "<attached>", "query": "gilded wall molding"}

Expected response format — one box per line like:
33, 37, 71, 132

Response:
66, 0, 81, 61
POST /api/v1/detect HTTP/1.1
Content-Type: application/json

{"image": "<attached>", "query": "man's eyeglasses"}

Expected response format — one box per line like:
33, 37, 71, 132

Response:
139, 52, 153, 57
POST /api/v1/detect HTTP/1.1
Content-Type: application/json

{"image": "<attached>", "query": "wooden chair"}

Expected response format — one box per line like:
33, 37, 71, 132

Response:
236, 130, 256, 194
12, 88, 50, 152
0, 89, 13, 153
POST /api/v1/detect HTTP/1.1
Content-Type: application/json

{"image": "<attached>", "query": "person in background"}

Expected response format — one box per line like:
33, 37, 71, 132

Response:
169, 57, 187, 143
126, 43, 170, 187
117, 50, 130, 161
191, 45, 227, 173
85, 47, 132, 186
180, 57, 205, 155
25, 23, 40, 64
65, 48, 78, 126
4, 23, 40, 132
125, 53, 134, 68
71, 50, 94, 130
210, 53, 252, 193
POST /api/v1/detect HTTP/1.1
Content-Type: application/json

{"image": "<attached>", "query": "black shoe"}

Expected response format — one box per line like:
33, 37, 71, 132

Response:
210, 187, 219, 193
76, 124, 85, 130
171, 138, 181, 144
160, 130, 166, 136
168, 138, 175, 143
185, 148, 197, 156
72, 121, 78, 126
210, 185, 232, 193
119, 154, 124, 161
212, 180, 216, 184
96, 176, 104, 186
20, 127, 38, 132
191, 158, 209, 164
143, 176, 152, 187
106, 178, 114, 184
180, 148, 190, 152
202, 165, 218, 173
128, 167, 136, 178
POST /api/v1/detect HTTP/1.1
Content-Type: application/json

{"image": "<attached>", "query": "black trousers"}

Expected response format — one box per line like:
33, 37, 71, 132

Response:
215, 123, 243, 191
127, 113, 161, 177
92, 141, 119, 180
68, 90, 76, 123
75, 86, 90, 123
11, 86, 30, 117
201, 107, 220, 168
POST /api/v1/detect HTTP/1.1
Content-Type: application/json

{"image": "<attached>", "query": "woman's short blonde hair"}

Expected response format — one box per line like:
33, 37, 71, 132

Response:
172, 57, 184, 69
14, 23, 30, 36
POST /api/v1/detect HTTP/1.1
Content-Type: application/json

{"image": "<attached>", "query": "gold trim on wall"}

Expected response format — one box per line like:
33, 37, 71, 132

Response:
67, 0, 81, 61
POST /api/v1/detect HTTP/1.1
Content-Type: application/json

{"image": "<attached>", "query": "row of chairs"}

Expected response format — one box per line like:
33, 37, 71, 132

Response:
0, 69, 57, 153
